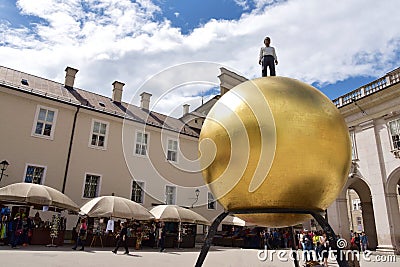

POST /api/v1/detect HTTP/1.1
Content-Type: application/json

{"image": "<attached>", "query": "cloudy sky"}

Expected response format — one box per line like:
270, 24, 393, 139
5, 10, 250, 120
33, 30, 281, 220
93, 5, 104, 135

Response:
1, 0, 399, 116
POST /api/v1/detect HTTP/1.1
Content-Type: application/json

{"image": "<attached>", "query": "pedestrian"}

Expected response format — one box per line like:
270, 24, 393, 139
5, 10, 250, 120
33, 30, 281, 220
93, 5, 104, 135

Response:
352, 232, 361, 251
112, 222, 129, 255
320, 233, 329, 267
302, 229, 314, 262
21, 214, 29, 246
11, 213, 23, 248
259, 36, 278, 77
159, 222, 166, 252
360, 232, 368, 252
72, 218, 87, 251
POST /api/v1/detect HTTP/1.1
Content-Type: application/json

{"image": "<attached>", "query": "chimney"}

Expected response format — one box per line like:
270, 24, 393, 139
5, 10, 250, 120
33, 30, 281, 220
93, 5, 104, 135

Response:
112, 81, 125, 103
140, 92, 152, 110
64, 67, 79, 88
183, 104, 190, 116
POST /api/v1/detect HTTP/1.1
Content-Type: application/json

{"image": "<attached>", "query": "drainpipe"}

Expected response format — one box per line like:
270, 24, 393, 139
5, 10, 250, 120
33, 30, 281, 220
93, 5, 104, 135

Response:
62, 106, 80, 193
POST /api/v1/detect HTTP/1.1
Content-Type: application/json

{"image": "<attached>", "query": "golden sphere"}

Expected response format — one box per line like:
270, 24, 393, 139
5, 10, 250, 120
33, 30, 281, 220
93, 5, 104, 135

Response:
199, 77, 351, 227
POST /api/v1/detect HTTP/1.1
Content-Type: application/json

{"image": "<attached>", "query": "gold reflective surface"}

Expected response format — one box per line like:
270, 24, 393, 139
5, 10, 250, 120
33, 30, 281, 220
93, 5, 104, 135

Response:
199, 77, 351, 227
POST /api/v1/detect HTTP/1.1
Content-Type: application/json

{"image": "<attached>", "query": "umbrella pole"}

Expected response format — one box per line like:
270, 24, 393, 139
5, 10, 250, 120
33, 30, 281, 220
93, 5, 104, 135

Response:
195, 211, 230, 267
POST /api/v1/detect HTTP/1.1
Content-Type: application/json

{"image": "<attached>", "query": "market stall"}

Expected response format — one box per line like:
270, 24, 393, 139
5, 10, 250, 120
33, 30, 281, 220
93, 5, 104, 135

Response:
149, 205, 210, 249
78, 196, 154, 248
0, 183, 79, 246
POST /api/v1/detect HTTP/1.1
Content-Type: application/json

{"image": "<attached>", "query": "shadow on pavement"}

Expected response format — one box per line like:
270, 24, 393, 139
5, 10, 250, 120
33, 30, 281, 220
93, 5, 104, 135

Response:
0, 244, 238, 254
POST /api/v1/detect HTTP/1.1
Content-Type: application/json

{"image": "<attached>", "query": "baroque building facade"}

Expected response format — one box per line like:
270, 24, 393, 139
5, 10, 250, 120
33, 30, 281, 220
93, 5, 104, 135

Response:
1, 64, 400, 254
0, 65, 224, 230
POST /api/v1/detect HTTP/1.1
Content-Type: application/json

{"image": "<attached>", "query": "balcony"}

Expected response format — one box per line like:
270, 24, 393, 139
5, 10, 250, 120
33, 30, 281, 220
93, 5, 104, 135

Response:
333, 67, 400, 108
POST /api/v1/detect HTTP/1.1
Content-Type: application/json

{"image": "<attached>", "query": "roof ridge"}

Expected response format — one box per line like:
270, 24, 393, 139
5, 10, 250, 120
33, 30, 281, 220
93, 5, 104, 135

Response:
0, 65, 201, 138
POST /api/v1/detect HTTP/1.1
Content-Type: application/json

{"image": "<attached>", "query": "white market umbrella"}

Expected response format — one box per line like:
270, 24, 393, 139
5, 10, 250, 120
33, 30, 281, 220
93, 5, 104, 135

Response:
149, 205, 210, 225
80, 196, 154, 220
0, 182, 79, 212
221, 215, 246, 226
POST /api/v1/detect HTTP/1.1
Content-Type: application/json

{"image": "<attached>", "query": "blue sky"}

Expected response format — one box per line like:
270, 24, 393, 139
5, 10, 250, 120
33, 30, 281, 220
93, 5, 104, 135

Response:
1, 0, 399, 114
154, 0, 255, 34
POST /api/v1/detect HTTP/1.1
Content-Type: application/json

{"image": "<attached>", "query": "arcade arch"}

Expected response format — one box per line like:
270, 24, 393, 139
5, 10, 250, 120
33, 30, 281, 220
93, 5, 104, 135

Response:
343, 176, 378, 250
386, 167, 400, 252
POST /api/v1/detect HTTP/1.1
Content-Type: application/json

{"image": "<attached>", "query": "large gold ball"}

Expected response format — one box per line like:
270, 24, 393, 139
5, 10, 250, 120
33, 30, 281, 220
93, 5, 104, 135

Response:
199, 77, 351, 227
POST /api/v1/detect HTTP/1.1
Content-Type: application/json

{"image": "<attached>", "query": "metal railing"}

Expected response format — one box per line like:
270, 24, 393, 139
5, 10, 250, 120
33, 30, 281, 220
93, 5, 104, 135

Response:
333, 67, 400, 108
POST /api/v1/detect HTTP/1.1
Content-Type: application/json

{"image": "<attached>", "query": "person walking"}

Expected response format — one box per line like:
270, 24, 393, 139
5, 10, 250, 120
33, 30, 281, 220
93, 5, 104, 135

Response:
72, 218, 87, 251
259, 36, 278, 77
112, 222, 129, 255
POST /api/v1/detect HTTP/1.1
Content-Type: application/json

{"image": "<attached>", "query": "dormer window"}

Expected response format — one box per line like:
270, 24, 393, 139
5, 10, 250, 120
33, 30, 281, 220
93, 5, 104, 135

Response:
21, 79, 29, 85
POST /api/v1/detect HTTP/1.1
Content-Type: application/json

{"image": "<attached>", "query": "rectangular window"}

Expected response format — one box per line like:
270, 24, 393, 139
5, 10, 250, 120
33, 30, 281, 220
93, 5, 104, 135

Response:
131, 181, 144, 203
83, 174, 100, 198
356, 217, 363, 231
32, 106, 57, 139
135, 132, 148, 156
167, 139, 178, 162
90, 120, 109, 149
389, 119, 400, 150
207, 192, 216, 210
165, 185, 176, 205
350, 130, 358, 160
352, 199, 361, 210
24, 165, 45, 184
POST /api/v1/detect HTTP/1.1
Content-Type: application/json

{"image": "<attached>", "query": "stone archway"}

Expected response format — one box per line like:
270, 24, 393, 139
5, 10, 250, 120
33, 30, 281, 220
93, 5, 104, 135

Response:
386, 167, 400, 253
327, 175, 378, 249
347, 177, 378, 250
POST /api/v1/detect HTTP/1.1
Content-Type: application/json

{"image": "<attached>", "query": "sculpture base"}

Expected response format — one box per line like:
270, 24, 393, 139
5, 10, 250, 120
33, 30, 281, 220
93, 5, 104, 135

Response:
195, 208, 349, 267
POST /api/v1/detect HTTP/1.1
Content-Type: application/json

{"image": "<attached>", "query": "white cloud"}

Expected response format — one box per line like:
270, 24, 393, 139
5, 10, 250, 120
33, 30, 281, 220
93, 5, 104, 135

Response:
0, 0, 399, 115
234, 0, 250, 10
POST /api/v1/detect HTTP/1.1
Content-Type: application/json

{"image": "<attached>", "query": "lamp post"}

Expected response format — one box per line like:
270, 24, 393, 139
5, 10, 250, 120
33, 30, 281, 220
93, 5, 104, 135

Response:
191, 189, 200, 208
0, 160, 9, 183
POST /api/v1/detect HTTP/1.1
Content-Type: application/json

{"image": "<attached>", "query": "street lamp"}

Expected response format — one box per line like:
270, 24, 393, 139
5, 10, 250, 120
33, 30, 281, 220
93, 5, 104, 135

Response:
191, 189, 200, 208
0, 160, 9, 182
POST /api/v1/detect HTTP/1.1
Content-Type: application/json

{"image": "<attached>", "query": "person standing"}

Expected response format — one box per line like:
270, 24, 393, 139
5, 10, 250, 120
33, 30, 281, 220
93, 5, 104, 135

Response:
112, 222, 129, 255
302, 230, 314, 262
319, 233, 329, 267
353, 232, 361, 251
360, 232, 369, 252
159, 222, 166, 252
11, 213, 23, 248
259, 37, 278, 77
72, 218, 87, 251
